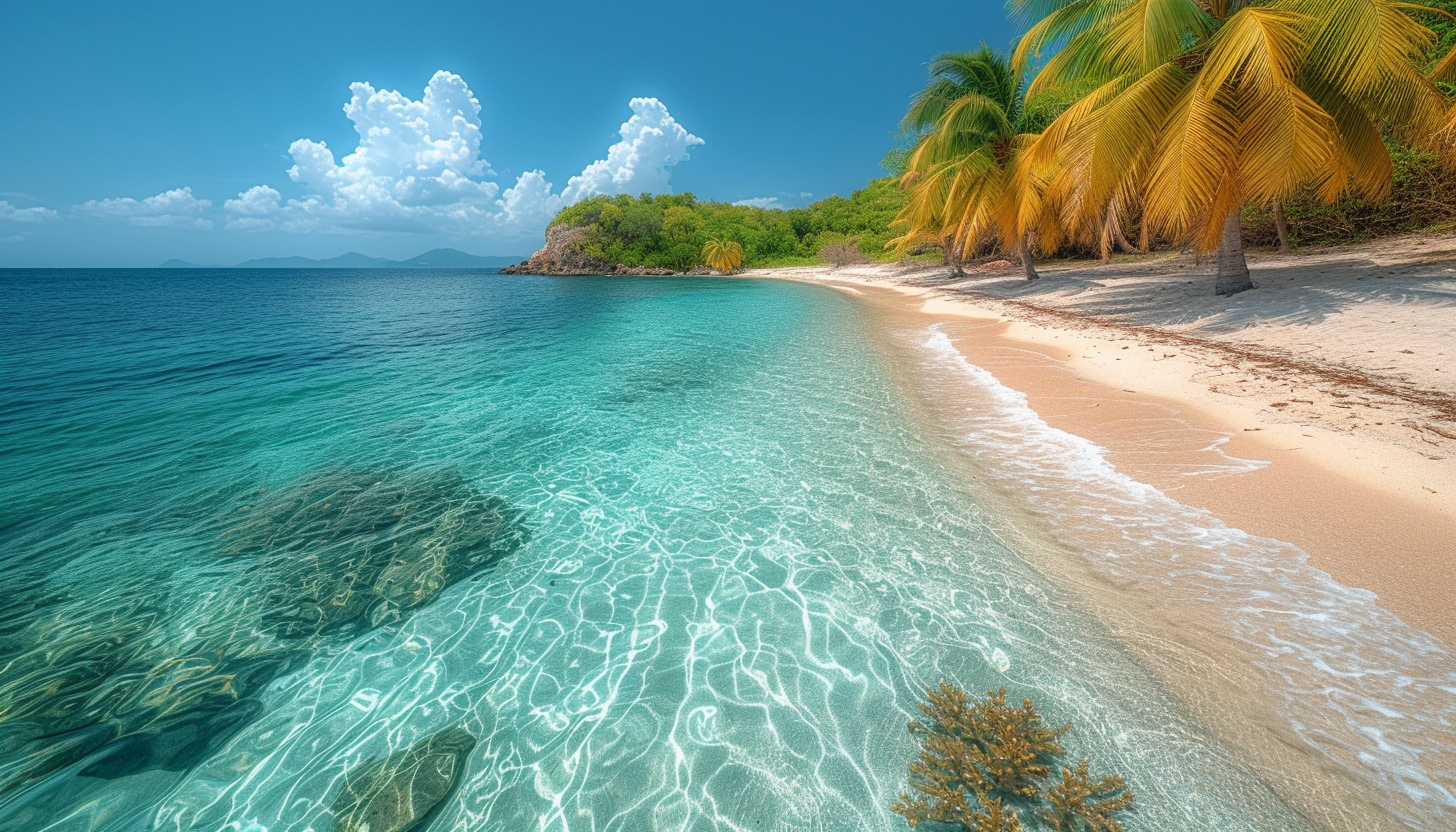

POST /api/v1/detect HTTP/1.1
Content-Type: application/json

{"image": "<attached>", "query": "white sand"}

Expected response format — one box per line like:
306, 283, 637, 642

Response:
744, 234, 1456, 643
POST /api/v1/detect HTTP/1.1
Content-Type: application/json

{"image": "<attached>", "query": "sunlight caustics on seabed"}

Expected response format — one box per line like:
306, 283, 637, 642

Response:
0, 270, 1445, 831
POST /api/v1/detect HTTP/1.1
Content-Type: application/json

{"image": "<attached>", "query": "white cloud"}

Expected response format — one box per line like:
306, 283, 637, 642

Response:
560, 98, 704, 203
495, 170, 563, 231
0, 200, 58, 222
733, 191, 816, 210
733, 197, 783, 209
1, 233, 28, 243
225, 73, 702, 244
74, 187, 212, 228
54, 73, 702, 246
223, 185, 284, 230
282, 71, 499, 221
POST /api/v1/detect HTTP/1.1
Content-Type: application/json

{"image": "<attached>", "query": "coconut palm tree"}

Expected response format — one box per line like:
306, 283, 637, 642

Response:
892, 46, 1065, 281
1010, 0, 1453, 295
700, 238, 745, 274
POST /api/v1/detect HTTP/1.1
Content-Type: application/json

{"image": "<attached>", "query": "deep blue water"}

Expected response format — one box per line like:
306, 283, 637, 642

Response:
0, 269, 1450, 832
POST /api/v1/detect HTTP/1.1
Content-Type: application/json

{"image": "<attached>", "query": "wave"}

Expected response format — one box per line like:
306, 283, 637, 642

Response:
915, 325, 1456, 830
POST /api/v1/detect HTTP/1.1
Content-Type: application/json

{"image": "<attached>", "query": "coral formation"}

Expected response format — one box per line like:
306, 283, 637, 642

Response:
892, 684, 1133, 832
0, 467, 525, 799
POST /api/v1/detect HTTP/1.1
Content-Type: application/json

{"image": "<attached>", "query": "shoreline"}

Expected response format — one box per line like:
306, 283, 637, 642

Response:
750, 261, 1456, 830
746, 259, 1456, 647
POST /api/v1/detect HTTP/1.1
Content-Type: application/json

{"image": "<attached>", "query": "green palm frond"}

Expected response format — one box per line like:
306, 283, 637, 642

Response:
905, 46, 1026, 134
893, 45, 1065, 262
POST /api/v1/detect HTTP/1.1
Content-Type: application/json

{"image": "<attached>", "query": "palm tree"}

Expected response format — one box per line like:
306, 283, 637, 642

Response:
1010, 0, 1452, 295
700, 238, 745, 274
891, 47, 1066, 281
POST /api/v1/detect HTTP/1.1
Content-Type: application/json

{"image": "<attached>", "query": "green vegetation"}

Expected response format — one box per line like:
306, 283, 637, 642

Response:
1242, 141, 1456, 248
894, 684, 1133, 832
1420, 2, 1456, 68
544, 179, 906, 270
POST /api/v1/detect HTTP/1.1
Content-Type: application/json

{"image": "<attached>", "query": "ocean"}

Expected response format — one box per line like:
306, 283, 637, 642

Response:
0, 269, 1451, 831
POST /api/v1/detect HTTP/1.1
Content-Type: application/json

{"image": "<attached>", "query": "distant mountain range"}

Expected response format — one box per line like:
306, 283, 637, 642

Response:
158, 248, 524, 269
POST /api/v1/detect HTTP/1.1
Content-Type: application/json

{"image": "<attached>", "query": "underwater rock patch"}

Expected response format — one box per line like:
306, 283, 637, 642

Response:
330, 725, 476, 832
0, 466, 525, 801
227, 466, 528, 638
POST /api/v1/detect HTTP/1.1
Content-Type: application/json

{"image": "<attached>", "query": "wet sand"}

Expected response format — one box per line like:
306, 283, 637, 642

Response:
758, 267, 1456, 648
773, 273, 1456, 832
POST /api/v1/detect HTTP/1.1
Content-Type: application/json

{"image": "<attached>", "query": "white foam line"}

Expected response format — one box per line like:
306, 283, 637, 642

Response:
915, 324, 1456, 829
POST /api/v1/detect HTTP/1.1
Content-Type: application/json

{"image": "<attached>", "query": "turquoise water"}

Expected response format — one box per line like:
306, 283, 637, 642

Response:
0, 270, 1448, 831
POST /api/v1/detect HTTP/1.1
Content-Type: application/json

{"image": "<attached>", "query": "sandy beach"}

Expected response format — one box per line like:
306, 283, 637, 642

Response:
748, 234, 1456, 647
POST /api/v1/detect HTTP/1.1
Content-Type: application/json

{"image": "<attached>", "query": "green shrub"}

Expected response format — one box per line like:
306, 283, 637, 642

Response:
545, 179, 908, 269
1241, 142, 1456, 249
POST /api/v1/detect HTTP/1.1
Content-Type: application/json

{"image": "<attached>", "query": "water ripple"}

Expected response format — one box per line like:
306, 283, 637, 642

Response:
1, 271, 1327, 831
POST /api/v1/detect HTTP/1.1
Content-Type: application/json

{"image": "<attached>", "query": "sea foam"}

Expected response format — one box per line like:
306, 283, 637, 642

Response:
916, 325, 1456, 829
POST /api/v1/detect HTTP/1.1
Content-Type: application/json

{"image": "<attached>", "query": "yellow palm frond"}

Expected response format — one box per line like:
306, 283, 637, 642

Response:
1012, 0, 1451, 253
1289, 0, 1448, 140
700, 239, 744, 273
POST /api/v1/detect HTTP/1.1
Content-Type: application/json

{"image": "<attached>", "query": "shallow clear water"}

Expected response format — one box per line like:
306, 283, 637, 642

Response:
0, 270, 1443, 831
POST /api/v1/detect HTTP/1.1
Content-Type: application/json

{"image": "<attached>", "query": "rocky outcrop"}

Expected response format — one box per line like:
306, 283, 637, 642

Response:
501, 224, 705, 276
500, 225, 605, 275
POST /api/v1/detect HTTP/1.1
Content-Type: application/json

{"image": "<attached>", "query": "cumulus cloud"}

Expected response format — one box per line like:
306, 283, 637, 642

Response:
275, 71, 500, 231
0, 200, 58, 222
495, 170, 563, 231
74, 187, 212, 228
560, 98, 704, 204
58, 73, 702, 245
223, 185, 284, 230
225, 73, 702, 243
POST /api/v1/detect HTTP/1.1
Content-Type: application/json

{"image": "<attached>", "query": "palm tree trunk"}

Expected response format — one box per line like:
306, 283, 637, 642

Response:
1215, 211, 1254, 296
1018, 234, 1040, 281
1273, 200, 1291, 254
1112, 217, 1136, 254
1134, 194, 1151, 253
1101, 205, 1135, 261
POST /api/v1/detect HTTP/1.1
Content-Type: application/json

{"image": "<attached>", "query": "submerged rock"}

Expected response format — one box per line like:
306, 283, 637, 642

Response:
227, 466, 529, 639
0, 466, 525, 798
331, 725, 476, 832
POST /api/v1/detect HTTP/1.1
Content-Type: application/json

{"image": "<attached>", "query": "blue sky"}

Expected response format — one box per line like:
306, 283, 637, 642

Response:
0, 0, 1018, 266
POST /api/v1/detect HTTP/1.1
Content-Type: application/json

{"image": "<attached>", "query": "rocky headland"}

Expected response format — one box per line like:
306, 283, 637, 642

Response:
500, 225, 709, 276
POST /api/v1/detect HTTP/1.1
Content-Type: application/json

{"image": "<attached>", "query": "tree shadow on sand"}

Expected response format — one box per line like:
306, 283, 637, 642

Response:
931, 248, 1456, 333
